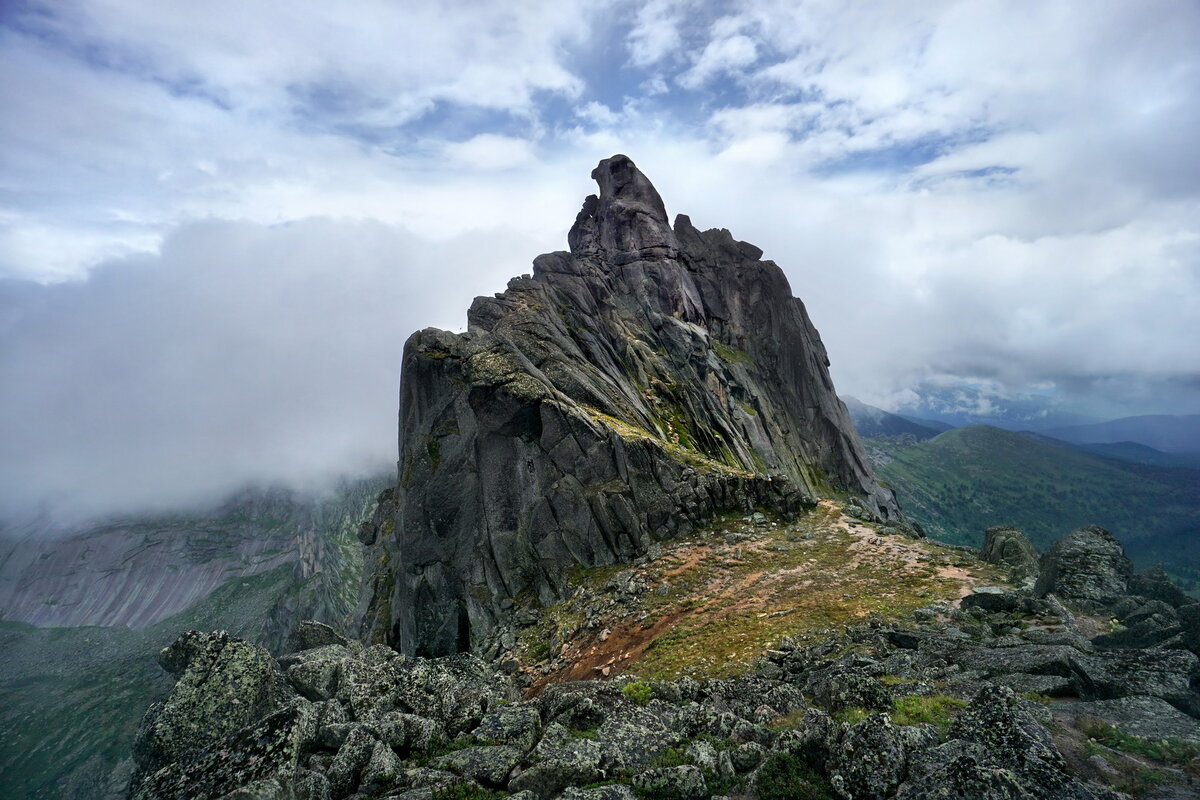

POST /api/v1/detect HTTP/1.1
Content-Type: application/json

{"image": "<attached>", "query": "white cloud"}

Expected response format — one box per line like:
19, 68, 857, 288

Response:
443, 135, 538, 171
678, 31, 758, 89
627, 0, 689, 68
2, 0, 1199, 519
0, 218, 544, 520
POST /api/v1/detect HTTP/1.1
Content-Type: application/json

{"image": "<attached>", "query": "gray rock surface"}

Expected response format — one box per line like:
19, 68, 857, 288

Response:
130, 631, 291, 789
1034, 526, 1133, 611
980, 526, 1040, 585
127, 595, 1200, 800
359, 154, 899, 657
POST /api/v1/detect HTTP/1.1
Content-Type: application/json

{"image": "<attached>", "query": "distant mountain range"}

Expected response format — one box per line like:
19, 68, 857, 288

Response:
1040, 414, 1200, 455
865, 425, 1200, 592
841, 396, 944, 440
886, 381, 1101, 431
845, 396, 1200, 468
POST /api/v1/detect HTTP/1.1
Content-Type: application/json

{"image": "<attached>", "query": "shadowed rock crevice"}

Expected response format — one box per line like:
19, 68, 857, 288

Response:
359, 155, 901, 658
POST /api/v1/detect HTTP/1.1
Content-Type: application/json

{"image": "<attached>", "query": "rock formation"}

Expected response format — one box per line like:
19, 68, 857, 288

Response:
358, 155, 900, 657
1034, 525, 1133, 611
980, 525, 1040, 586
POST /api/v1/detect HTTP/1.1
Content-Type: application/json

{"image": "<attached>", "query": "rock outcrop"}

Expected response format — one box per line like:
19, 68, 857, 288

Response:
980, 525, 1040, 586
1034, 525, 1133, 611
359, 155, 899, 657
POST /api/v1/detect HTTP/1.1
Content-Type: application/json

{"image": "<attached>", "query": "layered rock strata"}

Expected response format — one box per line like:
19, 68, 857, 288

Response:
359, 155, 899, 656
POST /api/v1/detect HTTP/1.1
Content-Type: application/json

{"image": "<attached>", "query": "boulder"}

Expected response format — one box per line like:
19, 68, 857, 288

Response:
473, 703, 542, 751
433, 744, 523, 787
980, 526, 1040, 585
1179, 602, 1200, 656
287, 621, 353, 653
1129, 566, 1197, 610
130, 631, 289, 788
903, 685, 1114, 799
631, 766, 707, 800
1034, 526, 1132, 611
1055, 695, 1200, 742
130, 708, 307, 800
828, 713, 907, 800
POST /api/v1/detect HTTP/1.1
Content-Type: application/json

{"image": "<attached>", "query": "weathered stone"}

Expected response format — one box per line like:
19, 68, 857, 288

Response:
828, 713, 907, 800
131, 708, 305, 800
1130, 566, 1197, 610
1072, 648, 1199, 715
597, 719, 678, 772
960, 591, 1052, 616
288, 658, 342, 702
631, 766, 707, 800
1034, 526, 1132, 611
433, 745, 523, 787
288, 621, 353, 654
1181, 603, 1200, 656
770, 708, 841, 771
473, 703, 542, 751
131, 631, 289, 790
808, 666, 891, 713
554, 785, 637, 800
980, 526, 1040, 585
328, 727, 376, 798
365, 711, 441, 755
359, 740, 404, 796
729, 741, 768, 773
906, 684, 1118, 800
1057, 695, 1200, 742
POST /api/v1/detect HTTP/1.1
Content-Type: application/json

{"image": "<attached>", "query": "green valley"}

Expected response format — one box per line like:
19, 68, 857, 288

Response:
872, 425, 1200, 588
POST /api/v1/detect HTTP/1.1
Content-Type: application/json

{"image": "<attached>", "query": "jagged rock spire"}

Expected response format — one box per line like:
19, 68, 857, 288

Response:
568, 154, 678, 263
358, 155, 900, 657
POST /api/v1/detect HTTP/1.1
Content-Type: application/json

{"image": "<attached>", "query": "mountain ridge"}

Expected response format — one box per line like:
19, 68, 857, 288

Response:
358, 155, 903, 658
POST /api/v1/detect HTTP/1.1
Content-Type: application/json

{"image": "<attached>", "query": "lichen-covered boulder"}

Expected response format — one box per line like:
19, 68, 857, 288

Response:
509, 729, 606, 798
903, 685, 1116, 800
631, 766, 707, 800
807, 666, 891, 713
603, 722, 678, 772
554, 785, 637, 800
130, 708, 307, 800
473, 702, 542, 751
771, 708, 841, 771
980, 526, 1040, 585
1072, 648, 1200, 716
287, 620, 354, 653
364, 710, 442, 755
131, 631, 291, 790
359, 739, 405, 796
1179, 602, 1200, 656
327, 726, 376, 798
1034, 526, 1132, 611
828, 713, 907, 800
433, 744, 523, 787
1129, 566, 1197, 610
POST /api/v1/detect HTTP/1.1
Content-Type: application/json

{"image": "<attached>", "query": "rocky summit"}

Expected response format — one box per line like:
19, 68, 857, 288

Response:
118, 159, 1200, 800
357, 155, 901, 658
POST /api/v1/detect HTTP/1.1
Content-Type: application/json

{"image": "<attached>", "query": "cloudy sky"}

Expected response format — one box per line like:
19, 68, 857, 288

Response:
2, 1, 1198, 519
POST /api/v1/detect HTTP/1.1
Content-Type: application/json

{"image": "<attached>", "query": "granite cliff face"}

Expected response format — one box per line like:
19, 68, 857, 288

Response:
359, 155, 901, 657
